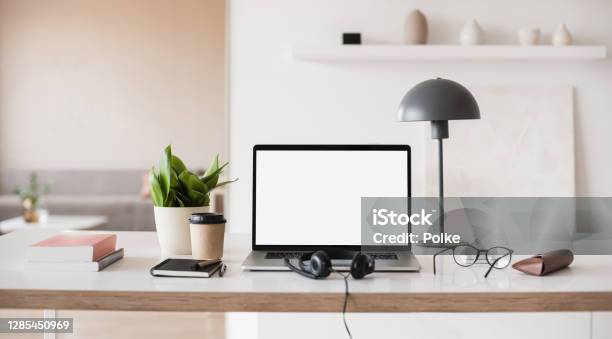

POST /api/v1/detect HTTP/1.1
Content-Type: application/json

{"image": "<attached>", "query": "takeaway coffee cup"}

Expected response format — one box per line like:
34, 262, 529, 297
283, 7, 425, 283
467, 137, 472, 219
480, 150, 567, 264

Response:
189, 213, 226, 260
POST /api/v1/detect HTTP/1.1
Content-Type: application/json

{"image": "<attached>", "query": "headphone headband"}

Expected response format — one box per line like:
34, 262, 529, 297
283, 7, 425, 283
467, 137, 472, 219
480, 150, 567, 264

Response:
284, 257, 319, 279
285, 250, 375, 280
298, 252, 314, 271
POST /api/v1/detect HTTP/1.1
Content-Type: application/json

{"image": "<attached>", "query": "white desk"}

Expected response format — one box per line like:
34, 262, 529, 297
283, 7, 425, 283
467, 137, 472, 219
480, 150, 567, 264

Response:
0, 229, 611, 313
0, 215, 108, 234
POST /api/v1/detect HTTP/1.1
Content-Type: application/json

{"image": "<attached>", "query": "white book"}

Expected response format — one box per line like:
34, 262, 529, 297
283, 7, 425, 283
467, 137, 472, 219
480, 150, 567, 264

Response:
25, 248, 124, 272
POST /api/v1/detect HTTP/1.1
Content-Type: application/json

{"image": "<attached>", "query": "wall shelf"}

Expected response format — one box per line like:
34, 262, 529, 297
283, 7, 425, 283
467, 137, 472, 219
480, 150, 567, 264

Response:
291, 45, 607, 62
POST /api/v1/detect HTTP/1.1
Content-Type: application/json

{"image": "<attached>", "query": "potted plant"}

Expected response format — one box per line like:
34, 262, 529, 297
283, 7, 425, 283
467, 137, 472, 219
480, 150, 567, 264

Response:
15, 173, 49, 223
149, 145, 236, 255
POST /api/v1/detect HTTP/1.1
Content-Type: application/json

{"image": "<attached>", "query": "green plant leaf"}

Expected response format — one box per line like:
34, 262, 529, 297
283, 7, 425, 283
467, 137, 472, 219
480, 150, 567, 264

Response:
148, 167, 164, 207
170, 170, 179, 188
178, 170, 210, 207
171, 155, 187, 175
200, 162, 228, 186
179, 170, 207, 194
188, 190, 208, 206
202, 155, 222, 188
203, 154, 219, 177
163, 190, 177, 207
211, 178, 239, 190
175, 190, 193, 207
159, 145, 173, 199
175, 195, 185, 207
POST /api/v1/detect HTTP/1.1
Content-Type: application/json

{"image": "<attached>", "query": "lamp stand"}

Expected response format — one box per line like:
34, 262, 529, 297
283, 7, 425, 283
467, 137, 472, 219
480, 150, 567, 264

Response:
437, 137, 445, 235
420, 120, 452, 249
431, 120, 448, 237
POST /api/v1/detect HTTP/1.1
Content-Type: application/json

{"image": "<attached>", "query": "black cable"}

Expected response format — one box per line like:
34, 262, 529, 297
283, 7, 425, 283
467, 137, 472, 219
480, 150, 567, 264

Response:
334, 270, 352, 339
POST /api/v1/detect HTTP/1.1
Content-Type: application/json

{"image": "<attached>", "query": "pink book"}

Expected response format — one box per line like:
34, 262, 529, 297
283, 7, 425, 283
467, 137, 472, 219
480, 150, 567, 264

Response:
27, 234, 117, 262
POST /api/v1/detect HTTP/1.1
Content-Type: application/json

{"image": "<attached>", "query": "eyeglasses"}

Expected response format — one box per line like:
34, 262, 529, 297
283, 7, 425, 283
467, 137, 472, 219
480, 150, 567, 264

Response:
433, 244, 513, 278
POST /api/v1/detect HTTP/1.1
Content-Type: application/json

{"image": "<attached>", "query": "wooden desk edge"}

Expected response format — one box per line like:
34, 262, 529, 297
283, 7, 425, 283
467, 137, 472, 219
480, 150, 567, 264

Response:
2, 290, 612, 312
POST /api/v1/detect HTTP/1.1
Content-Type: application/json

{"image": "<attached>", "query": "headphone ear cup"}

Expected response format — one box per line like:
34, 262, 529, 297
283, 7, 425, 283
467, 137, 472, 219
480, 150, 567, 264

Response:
310, 250, 332, 278
350, 253, 375, 279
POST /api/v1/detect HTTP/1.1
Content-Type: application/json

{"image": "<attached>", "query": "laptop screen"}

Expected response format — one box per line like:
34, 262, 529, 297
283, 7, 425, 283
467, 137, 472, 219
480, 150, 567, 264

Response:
254, 146, 410, 248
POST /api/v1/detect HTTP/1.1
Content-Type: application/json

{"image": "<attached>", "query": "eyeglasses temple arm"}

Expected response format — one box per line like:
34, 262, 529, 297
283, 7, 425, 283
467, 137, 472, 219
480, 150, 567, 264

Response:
433, 247, 453, 275
484, 252, 512, 278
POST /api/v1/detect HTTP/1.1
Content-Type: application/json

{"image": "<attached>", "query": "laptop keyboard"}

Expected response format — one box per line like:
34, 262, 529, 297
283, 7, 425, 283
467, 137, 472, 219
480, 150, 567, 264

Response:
368, 253, 399, 260
265, 252, 398, 260
265, 252, 305, 259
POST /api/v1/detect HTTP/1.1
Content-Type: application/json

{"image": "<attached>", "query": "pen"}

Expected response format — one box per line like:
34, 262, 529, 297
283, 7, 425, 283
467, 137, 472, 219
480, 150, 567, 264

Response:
193, 259, 221, 270
218, 264, 227, 277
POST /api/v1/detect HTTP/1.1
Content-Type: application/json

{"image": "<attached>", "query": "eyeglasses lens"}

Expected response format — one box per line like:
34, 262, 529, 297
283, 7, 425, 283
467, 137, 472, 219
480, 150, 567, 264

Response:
486, 247, 512, 268
453, 245, 479, 267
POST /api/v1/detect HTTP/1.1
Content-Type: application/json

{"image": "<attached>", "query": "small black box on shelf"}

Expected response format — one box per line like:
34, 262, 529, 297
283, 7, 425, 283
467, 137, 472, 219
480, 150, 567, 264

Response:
342, 33, 361, 45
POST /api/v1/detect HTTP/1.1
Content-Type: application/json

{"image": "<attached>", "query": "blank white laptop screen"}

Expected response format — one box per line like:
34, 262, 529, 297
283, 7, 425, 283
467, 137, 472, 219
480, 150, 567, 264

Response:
255, 148, 409, 246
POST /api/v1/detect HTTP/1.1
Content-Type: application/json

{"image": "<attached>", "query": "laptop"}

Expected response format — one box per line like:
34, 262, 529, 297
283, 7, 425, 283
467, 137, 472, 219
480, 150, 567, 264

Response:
241, 145, 420, 272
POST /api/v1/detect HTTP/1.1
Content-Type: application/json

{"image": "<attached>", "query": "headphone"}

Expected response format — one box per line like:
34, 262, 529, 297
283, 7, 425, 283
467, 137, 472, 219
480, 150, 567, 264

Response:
284, 250, 375, 279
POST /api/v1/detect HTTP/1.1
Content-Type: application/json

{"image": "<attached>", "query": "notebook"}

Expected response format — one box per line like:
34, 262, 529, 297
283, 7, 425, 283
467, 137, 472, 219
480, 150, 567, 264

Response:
150, 258, 222, 278
25, 248, 124, 272
28, 233, 117, 262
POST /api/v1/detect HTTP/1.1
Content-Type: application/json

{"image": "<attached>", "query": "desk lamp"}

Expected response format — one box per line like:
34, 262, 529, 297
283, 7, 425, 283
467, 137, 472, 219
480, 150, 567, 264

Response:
398, 78, 480, 246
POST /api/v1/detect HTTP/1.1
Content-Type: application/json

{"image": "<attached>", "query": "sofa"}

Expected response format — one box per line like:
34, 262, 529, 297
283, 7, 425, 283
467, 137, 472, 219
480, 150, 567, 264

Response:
0, 170, 224, 231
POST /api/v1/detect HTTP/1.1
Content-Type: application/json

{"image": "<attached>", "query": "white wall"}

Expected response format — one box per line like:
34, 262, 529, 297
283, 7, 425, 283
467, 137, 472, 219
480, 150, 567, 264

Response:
228, 0, 612, 233
0, 0, 226, 170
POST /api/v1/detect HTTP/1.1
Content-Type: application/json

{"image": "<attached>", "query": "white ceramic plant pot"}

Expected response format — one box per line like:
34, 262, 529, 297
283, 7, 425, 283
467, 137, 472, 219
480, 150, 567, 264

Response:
154, 206, 209, 255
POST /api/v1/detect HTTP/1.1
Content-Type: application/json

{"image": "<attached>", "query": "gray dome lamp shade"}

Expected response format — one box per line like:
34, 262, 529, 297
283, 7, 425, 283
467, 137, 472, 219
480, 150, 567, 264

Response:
398, 78, 480, 139
398, 78, 480, 245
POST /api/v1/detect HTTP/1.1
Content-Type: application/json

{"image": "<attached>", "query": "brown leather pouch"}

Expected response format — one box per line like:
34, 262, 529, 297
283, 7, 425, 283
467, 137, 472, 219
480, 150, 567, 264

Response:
512, 249, 574, 276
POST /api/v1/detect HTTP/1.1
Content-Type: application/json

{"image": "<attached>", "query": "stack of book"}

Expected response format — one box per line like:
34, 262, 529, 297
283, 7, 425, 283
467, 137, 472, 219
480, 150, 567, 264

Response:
25, 233, 123, 272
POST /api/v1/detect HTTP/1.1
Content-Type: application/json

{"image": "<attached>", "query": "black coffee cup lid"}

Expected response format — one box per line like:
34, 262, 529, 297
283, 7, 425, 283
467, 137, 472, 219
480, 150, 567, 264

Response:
190, 212, 226, 224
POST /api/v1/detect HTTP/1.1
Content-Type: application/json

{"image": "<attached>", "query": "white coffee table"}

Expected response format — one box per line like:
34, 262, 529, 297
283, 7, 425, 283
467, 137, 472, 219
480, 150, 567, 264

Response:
0, 215, 108, 234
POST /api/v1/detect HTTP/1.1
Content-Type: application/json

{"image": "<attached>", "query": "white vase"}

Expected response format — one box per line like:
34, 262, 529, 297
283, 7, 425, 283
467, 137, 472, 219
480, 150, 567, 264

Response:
459, 19, 484, 45
518, 28, 540, 45
552, 24, 572, 46
154, 206, 209, 255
